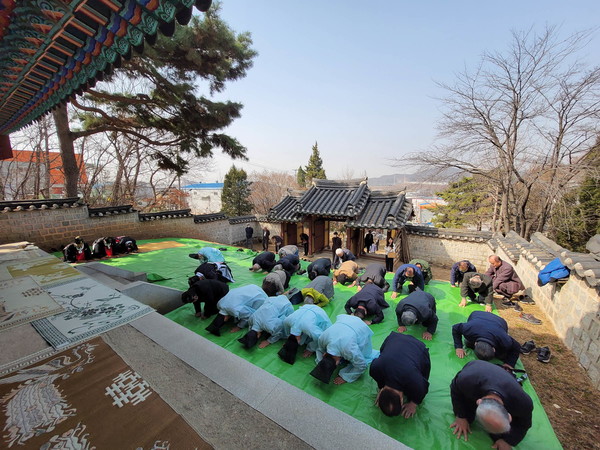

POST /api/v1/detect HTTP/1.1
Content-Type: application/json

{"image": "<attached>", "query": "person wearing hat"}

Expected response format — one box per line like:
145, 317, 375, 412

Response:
278, 304, 333, 364
278, 244, 299, 258
350, 263, 390, 292
181, 278, 230, 318
459, 272, 494, 312
63, 236, 92, 263
205, 284, 267, 336
344, 282, 389, 325
261, 269, 290, 296
390, 264, 424, 298
249, 251, 277, 273
239, 294, 294, 349
395, 288, 438, 340
310, 314, 379, 385
452, 311, 521, 369
450, 360, 533, 448
450, 260, 477, 287
189, 247, 225, 263
306, 257, 332, 280
370, 332, 431, 418
408, 258, 432, 286
332, 260, 359, 285
300, 275, 334, 307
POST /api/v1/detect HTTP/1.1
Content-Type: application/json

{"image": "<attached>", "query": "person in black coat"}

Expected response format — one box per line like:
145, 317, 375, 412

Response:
271, 235, 283, 252
351, 263, 390, 292
250, 251, 277, 273
364, 230, 374, 253
276, 253, 300, 277
63, 236, 92, 263
262, 227, 270, 251
344, 283, 389, 325
307, 258, 332, 280
450, 360, 533, 448
181, 279, 230, 318
450, 260, 477, 287
395, 289, 438, 340
245, 223, 254, 250
115, 236, 138, 254
370, 332, 430, 418
300, 232, 309, 256
452, 311, 521, 369
331, 232, 343, 268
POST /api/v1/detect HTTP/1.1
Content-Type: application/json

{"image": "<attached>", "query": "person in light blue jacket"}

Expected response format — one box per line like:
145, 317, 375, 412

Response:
239, 295, 294, 349
205, 284, 267, 336
279, 305, 333, 364
190, 247, 225, 263
311, 314, 379, 385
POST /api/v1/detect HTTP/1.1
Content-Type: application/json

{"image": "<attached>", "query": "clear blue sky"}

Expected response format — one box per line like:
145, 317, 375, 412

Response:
203, 1, 600, 182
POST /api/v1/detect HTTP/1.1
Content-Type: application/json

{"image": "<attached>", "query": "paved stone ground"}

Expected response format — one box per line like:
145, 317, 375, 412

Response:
104, 325, 313, 450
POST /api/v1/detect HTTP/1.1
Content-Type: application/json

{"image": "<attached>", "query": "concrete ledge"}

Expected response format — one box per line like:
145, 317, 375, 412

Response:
78, 261, 147, 282
130, 312, 408, 450
119, 281, 183, 314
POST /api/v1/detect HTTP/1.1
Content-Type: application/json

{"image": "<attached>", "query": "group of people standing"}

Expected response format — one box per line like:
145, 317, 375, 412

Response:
179, 243, 534, 448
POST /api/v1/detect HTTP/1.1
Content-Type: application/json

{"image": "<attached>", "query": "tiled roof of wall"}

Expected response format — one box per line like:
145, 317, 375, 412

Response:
193, 213, 227, 223
228, 215, 257, 225
406, 225, 493, 242
88, 205, 135, 218
138, 209, 192, 221
490, 231, 600, 289
0, 197, 83, 212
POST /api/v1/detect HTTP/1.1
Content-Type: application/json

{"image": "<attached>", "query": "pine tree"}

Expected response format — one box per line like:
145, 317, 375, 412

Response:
304, 142, 326, 183
221, 166, 253, 216
296, 166, 306, 187
432, 176, 493, 230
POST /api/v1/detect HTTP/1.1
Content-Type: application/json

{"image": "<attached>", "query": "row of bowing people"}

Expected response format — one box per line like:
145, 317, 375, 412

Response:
181, 248, 532, 448
63, 235, 138, 262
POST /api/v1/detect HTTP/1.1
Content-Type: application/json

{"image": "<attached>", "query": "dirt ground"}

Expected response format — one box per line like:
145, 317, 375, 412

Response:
427, 265, 600, 450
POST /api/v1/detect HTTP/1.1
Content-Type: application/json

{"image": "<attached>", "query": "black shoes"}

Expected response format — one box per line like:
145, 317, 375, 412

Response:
520, 340, 551, 363
537, 346, 551, 363
518, 295, 536, 304
501, 299, 523, 311
520, 340, 536, 354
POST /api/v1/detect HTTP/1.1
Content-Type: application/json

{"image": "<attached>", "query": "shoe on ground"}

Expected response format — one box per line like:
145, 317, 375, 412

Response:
502, 299, 516, 307
520, 313, 542, 325
537, 346, 551, 363
513, 302, 523, 312
519, 295, 536, 304
520, 340, 536, 354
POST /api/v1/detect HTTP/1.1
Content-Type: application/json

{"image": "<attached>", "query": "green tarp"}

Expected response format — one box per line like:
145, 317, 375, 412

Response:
98, 238, 562, 450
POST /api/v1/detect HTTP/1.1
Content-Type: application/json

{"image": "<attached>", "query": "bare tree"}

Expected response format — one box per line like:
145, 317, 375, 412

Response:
404, 26, 600, 237
249, 171, 299, 215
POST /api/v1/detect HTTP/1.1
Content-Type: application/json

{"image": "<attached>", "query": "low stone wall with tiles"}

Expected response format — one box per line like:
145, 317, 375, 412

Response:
492, 233, 600, 390
0, 202, 259, 251
405, 225, 492, 270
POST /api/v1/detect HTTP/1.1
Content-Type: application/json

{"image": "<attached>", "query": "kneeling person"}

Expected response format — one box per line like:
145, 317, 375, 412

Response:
239, 295, 294, 349
307, 258, 332, 280
311, 315, 379, 385
301, 275, 334, 307
250, 251, 277, 273
205, 285, 267, 336
262, 269, 290, 296
395, 288, 438, 340
182, 279, 229, 318
460, 272, 494, 313
452, 311, 521, 369
344, 282, 389, 325
450, 360, 533, 448
333, 260, 359, 285
351, 263, 390, 292
370, 332, 430, 418
278, 304, 333, 364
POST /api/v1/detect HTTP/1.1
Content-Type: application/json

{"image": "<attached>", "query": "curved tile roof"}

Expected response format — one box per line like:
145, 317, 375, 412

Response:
0, 0, 212, 136
347, 191, 413, 229
298, 179, 369, 218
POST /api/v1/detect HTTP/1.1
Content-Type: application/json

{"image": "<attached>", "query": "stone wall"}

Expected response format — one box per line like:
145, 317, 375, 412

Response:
405, 225, 492, 270
492, 232, 600, 390
0, 204, 260, 251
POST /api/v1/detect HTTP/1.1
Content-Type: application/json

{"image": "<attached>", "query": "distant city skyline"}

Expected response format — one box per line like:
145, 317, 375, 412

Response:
199, 1, 600, 182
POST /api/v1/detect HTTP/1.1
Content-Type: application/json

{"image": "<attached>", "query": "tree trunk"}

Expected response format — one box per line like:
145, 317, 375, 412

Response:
53, 103, 79, 198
